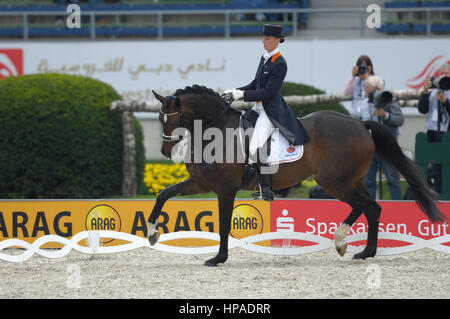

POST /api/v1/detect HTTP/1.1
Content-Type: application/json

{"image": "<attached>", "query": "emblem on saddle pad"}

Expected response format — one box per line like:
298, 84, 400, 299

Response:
286, 146, 295, 153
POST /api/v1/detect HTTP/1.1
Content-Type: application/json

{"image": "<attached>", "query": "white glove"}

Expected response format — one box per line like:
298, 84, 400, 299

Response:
223, 89, 233, 94
231, 89, 244, 100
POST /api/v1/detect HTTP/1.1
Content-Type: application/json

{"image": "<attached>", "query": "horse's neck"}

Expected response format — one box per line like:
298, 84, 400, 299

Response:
190, 100, 238, 130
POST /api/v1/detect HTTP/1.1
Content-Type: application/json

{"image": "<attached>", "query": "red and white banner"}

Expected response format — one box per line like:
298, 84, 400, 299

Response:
270, 200, 450, 248
1, 199, 450, 261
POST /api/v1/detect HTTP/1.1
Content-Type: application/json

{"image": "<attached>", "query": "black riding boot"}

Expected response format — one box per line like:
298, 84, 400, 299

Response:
252, 164, 275, 201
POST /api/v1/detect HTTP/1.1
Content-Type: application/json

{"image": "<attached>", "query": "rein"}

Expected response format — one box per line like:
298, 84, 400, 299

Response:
160, 95, 231, 142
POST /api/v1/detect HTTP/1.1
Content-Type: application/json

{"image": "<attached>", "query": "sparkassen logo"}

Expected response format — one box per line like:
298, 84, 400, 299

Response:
85, 205, 121, 243
230, 204, 263, 239
0, 49, 23, 79
406, 55, 449, 89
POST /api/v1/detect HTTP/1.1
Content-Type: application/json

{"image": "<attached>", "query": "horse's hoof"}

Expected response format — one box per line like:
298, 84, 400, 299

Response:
352, 252, 367, 260
352, 248, 376, 260
335, 242, 347, 257
204, 256, 227, 267
204, 259, 218, 267
148, 231, 160, 246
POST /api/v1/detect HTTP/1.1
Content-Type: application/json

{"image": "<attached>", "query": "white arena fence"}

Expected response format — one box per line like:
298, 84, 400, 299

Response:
1, 230, 450, 263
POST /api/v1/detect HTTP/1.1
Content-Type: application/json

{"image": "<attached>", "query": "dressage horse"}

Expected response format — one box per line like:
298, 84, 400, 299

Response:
147, 85, 446, 266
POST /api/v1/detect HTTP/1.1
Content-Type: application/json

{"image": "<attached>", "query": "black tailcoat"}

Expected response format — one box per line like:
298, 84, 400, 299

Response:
237, 53, 310, 146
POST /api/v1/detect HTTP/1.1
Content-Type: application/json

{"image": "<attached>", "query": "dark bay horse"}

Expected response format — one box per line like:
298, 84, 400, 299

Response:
147, 85, 446, 266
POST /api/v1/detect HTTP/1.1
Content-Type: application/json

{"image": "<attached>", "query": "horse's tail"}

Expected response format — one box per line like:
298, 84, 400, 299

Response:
364, 120, 446, 223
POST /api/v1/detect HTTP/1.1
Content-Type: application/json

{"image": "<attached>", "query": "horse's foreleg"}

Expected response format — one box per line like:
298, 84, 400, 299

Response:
147, 178, 205, 245
204, 192, 236, 267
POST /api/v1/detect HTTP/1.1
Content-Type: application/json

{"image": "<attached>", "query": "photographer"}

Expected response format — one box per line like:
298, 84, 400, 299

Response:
418, 63, 450, 193
364, 75, 404, 200
343, 55, 374, 120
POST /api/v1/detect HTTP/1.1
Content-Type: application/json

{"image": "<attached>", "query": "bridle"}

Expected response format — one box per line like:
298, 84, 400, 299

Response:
160, 96, 186, 142
160, 95, 231, 142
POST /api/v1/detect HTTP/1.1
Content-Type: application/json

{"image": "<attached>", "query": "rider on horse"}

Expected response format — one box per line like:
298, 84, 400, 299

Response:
224, 24, 310, 201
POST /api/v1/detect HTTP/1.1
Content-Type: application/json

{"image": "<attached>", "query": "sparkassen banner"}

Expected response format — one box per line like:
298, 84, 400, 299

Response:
0, 200, 270, 248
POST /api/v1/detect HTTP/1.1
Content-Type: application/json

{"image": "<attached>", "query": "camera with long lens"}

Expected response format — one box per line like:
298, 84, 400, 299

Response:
430, 76, 450, 91
357, 64, 367, 76
368, 90, 393, 109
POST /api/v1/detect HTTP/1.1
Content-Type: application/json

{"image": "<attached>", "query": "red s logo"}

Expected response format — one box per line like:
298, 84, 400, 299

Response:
0, 49, 23, 79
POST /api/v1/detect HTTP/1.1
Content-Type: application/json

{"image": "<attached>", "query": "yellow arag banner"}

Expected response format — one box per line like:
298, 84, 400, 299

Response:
0, 200, 270, 248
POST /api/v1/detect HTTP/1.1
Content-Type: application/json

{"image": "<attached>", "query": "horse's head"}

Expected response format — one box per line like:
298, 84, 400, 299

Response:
153, 90, 188, 159
153, 86, 234, 159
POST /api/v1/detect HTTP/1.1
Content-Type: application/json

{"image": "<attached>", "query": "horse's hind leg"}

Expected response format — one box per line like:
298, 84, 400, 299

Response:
353, 196, 381, 260
333, 186, 381, 259
334, 204, 363, 257
322, 176, 381, 259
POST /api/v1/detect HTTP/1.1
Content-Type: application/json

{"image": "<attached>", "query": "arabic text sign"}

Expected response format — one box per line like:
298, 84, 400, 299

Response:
1, 39, 450, 101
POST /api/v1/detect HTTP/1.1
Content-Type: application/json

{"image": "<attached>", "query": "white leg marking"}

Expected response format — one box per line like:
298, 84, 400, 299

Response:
334, 223, 350, 248
147, 221, 157, 237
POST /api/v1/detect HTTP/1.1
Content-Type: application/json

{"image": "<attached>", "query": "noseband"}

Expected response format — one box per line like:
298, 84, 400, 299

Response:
160, 95, 186, 142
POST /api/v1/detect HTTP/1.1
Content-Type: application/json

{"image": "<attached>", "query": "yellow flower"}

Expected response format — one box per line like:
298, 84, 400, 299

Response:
144, 163, 189, 195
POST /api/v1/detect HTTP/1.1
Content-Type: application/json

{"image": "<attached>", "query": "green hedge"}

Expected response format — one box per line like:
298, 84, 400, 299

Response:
0, 73, 145, 199
281, 81, 349, 117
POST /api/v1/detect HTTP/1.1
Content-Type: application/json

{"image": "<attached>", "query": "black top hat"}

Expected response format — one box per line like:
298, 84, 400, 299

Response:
262, 24, 285, 43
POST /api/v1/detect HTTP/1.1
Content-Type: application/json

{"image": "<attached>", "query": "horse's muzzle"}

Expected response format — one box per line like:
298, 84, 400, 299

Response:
161, 148, 172, 159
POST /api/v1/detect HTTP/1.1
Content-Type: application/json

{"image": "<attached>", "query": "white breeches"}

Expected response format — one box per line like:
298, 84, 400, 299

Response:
249, 103, 275, 157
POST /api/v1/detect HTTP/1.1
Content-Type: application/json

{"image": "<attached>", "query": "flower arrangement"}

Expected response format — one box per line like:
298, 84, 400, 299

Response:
143, 163, 189, 195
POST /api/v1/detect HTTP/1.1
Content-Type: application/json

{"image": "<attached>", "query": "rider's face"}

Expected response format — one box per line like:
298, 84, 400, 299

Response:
262, 36, 280, 53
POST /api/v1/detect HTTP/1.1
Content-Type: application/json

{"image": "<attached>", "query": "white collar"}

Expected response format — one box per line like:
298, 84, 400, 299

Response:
263, 47, 280, 61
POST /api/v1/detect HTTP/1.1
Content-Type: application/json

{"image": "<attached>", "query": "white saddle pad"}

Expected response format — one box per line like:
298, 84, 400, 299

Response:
239, 114, 304, 166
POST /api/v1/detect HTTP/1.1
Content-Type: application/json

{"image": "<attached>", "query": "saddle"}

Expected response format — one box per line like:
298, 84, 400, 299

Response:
239, 109, 304, 189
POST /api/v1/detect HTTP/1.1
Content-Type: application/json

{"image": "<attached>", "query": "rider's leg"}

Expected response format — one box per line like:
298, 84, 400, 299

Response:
249, 110, 275, 201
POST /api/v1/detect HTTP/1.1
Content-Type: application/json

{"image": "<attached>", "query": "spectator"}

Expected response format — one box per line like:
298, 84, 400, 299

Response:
418, 63, 450, 193
343, 55, 374, 121
364, 75, 404, 200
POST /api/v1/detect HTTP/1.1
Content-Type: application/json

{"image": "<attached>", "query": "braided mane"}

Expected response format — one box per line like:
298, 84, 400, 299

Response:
174, 85, 232, 109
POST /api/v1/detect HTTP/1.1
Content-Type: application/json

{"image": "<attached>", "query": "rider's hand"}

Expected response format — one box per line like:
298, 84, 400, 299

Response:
231, 89, 244, 100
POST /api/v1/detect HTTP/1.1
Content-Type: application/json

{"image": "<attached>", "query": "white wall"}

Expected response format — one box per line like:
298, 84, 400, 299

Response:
2, 38, 449, 98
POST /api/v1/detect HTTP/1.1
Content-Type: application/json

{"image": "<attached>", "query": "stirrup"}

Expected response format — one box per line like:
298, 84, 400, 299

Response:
252, 184, 274, 201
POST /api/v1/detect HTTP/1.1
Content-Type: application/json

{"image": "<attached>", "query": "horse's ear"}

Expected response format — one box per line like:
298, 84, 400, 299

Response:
152, 90, 166, 104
